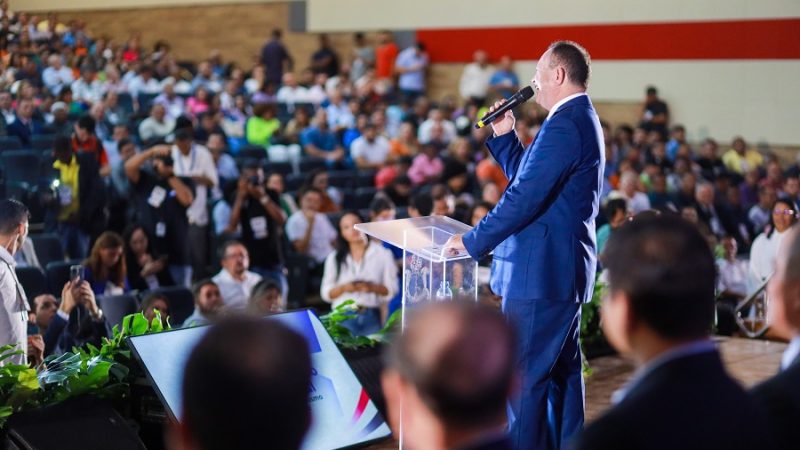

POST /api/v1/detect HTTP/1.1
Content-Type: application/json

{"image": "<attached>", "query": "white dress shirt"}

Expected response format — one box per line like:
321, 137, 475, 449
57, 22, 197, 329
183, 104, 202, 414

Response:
0, 246, 29, 365
459, 63, 494, 99
350, 135, 391, 166
171, 144, 218, 227
545, 92, 588, 121
285, 212, 337, 263
748, 229, 787, 293
212, 269, 263, 310
320, 243, 398, 308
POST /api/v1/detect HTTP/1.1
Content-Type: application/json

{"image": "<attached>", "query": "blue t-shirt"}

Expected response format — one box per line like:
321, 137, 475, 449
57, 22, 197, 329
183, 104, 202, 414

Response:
395, 47, 427, 92
300, 127, 339, 152
489, 70, 519, 98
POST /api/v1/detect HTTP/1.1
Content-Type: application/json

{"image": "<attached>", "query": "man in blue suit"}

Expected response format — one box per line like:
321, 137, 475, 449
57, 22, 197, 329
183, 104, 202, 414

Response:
444, 41, 603, 450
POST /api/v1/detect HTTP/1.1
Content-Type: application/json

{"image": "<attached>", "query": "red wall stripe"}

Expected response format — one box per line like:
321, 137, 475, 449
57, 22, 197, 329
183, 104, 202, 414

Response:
417, 19, 800, 62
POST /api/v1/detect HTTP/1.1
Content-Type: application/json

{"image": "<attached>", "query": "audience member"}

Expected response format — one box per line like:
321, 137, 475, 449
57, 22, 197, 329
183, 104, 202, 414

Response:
42, 53, 73, 95
300, 109, 346, 166
245, 103, 280, 147
748, 199, 798, 293
610, 171, 650, 214
320, 212, 397, 336
751, 225, 800, 450
597, 199, 627, 255
395, 42, 428, 102
748, 185, 778, 234
0, 199, 31, 366
351, 123, 391, 169
302, 169, 341, 212
285, 188, 337, 264
125, 144, 195, 287
408, 142, 444, 186
124, 224, 172, 291
211, 241, 262, 310
183, 279, 224, 327
260, 29, 293, 86
459, 50, 493, 107
572, 215, 771, 450
138, 104, 175, 144
83, 231, 129, 296
226, 164, 286, 300
722, 136, 764, 175
176, 316, 310, 450
639, 86, 669, 137
139, 292, 169, 328
246, 278, 283, 316
276, 72, 309, 105
7, 97, 44, 147
46, 280, 107, 357
382, 303, 515, 450
49, 136, 106, 260
489, 55, 519, 99
32, 294, 58, 356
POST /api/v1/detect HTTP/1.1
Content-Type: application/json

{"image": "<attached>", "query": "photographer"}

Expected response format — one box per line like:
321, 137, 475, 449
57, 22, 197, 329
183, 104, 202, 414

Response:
125, 144, 195, 287
225, 162, 286, 302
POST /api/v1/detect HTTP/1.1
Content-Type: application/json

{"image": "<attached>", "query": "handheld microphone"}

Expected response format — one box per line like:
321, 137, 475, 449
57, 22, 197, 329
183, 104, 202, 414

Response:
475, 86, 534, 129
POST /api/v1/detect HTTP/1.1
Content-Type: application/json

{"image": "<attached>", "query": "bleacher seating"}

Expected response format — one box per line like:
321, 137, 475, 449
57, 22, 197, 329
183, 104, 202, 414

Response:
0, 135, 23, 151
1, 150, 41, 184
45, 260, 82, 295
98, 294, 140, 334
16, 266, 49, 302
31, 234, 65, 268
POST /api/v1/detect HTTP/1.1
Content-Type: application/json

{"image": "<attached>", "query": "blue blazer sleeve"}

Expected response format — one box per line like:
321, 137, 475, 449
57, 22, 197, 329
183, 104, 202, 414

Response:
463, 118, 579, 259
485, 132, 526, 180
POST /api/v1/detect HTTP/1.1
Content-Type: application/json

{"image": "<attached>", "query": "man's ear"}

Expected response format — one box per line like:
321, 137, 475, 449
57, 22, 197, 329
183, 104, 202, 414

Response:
555, 66, 567, 86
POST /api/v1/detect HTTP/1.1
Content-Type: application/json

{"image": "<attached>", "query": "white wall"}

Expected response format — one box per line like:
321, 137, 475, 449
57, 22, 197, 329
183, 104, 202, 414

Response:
307, 0, 800, 31
513, 60, 800, 146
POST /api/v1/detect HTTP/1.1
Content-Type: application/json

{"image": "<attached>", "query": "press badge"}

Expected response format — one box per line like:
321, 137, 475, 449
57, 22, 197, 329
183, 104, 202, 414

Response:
148, 186, 167, 208
250, 217, 268, 239
155, 222, 167, 237
57, 185, 73, 206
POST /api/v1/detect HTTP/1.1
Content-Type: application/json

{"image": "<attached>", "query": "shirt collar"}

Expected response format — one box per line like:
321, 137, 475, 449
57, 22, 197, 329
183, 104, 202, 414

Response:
545, 92, 587, 121
611, 339, 717, 404
0, 245, 15, 267
782, 336, 800, 370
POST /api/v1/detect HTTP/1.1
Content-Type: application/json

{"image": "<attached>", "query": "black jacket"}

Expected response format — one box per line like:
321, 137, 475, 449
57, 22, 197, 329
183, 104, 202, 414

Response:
751, 354, 800, 450
49, 152, 107, 236
570, 350, 772, 450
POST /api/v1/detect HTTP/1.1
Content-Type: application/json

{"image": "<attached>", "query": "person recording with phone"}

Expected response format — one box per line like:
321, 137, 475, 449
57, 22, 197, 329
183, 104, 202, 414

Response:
125, 144, 195, 288
43, 273, 107, 357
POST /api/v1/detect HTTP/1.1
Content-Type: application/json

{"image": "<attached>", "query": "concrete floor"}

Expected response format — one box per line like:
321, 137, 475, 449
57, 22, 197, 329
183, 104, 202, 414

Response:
368, 337, 787, 449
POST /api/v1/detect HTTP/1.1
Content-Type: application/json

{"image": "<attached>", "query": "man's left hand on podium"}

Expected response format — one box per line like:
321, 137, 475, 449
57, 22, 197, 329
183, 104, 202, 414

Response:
442, 234, 466, 257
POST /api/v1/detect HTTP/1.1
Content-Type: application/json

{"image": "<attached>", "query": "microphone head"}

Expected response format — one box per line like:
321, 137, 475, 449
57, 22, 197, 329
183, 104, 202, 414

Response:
518, 85, 534, 101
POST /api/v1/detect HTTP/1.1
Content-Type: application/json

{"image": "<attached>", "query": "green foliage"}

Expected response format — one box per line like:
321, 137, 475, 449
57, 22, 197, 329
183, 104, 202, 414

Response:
0, 309, 169, 429
580, 276, 609, 376
320, 300, 401, 350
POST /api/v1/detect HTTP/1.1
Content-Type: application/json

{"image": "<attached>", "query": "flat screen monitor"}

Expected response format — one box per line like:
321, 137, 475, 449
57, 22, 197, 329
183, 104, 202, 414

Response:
127, 309, 391, 449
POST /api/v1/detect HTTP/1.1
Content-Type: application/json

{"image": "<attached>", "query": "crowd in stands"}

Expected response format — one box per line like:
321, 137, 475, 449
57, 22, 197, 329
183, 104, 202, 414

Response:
1, 3, 799, 360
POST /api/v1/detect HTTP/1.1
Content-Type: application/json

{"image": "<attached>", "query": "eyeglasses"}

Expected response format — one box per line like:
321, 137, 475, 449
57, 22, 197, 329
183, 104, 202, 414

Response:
772, 209, 798, 216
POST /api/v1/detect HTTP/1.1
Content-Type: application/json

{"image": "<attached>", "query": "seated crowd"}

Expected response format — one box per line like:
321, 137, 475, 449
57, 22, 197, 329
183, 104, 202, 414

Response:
0, 6, 798, 450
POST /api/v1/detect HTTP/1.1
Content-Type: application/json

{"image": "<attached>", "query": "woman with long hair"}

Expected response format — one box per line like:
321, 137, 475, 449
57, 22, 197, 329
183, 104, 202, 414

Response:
302, 169, 341, 213
320, 212, 398, 336
749, 198, 798, 292
123, 224, 173, 291
83, 231, 129, 296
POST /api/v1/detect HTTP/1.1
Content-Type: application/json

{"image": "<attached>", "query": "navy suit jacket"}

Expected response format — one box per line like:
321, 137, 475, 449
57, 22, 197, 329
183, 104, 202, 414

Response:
463, 95, 603, 302
7, 115, 45, 147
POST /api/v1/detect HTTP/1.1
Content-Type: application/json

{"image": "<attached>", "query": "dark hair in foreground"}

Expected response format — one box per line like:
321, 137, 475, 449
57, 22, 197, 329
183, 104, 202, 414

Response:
602, 215, 716, 339
182, 317, 311, 450
0, 199, 29, 235
386, 303, 516, 428
548, 40, 591, 89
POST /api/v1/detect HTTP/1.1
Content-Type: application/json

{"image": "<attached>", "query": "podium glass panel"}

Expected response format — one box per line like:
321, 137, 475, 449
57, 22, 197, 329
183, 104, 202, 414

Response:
355, 216, 479, 320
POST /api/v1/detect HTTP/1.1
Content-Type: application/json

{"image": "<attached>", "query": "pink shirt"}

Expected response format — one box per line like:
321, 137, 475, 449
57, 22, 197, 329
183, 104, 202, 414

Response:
408, 154, 444, 185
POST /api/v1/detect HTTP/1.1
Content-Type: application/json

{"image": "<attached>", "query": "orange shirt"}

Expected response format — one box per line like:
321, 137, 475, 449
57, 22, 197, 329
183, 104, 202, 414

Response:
476, 159, 508, 191
375, 43, 399, 79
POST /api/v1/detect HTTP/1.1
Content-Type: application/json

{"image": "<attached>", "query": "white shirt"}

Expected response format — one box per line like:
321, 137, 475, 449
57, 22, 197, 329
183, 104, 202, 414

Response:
748, 229, 787, 294
171, 144, 218, 226
71, 78, 104, 105
138, 117, 175, 142
320, 243, 398, 308
42, 66, 74, 95
0, 246, 29, 366
418, 119, 457, 144
783, 336, 800, 370
459, 63, 494, 99
716, 257, 749, 298
285, 211, 337, 263
350, 135, 390, 166
212, 269, 262, 310
276, 85, 309, 104
128, 76, 162, 97
546, 92, 588, 121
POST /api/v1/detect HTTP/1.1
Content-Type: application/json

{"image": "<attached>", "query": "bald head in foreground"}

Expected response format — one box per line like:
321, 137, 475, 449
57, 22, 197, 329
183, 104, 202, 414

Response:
382, 303, 516, 450
751, 224, 800, 450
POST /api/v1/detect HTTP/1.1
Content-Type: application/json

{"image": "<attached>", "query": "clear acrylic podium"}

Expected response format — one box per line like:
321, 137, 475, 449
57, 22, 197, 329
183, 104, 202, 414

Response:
355, 216, 479, 322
